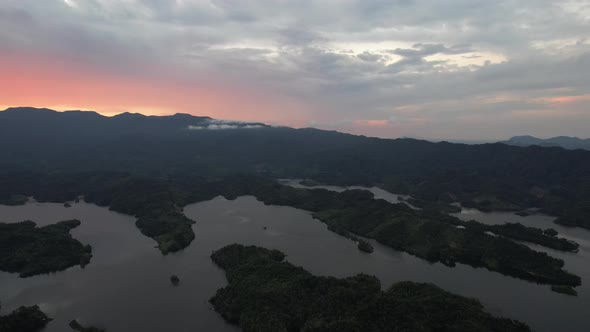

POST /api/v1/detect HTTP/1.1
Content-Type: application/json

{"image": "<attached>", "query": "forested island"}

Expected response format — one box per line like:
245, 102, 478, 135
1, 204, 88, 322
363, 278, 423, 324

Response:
446, 220, 579, 252
210, 244, 531, 332
357, 239, 374, 253
255, 186, 580, 287
0, 173, 196, 254
0, 303, 51, 332
0, 219, 92, 277
69, 319, 106, 332
551, 285, 578, 296
0, 172, 581, 288
170, 275, 180, 286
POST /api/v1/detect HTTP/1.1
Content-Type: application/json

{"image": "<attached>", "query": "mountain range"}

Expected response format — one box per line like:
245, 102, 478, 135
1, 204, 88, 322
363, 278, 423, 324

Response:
1, 107, 590, 230
502, 135, 590, 150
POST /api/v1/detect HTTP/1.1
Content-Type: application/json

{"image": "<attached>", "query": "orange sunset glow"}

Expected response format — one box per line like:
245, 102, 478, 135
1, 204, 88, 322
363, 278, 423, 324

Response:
1, 1, 589, 140
0, 50, 310, 126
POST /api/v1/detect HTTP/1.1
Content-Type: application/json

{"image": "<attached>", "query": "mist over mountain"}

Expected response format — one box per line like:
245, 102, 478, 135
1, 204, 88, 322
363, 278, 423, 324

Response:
502, 135, 590, 151
0, 107, 268, 136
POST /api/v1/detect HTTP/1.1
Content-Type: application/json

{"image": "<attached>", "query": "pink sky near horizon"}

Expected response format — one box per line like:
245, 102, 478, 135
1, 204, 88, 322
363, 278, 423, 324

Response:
1, 1, 589, 141
0, 50, 312, 127
1, 50, 588, 140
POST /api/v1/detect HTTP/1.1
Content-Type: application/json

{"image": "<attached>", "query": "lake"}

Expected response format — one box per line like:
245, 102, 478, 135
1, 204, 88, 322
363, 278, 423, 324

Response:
1, 186, 589, 331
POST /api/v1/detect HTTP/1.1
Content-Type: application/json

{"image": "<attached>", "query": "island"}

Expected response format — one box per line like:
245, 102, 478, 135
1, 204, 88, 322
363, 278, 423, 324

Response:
544, 228, 558, 237
210, 244, 531, 332
550, 285, 578, 296
0, 303, 52, 332
69, 319, 106, 332
403, 197, 462, 214
170, 275, 180, 286
0, 219, 92, 277
444, 220, 579, 252
0, 173, 197, 255
299, 179, 323, 187
357, 239, 374, 253
0, 172, 581, 287
251, 185, 581, 287
0, 194, 28, 206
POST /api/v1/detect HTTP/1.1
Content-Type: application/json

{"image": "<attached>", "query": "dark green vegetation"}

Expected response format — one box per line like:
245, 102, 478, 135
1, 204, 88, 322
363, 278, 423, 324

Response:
446, 220, 579, 252
69, 319, 106, 332
0, 172, 581, 286
299, 179, 323, 186
0, 172, 197, 254
357, 239, 374, 253
502, 135, 590, 151
0, 219, 92, 277
551, 285, 578, 296
555, 213, 590, 230
544, 228, 559, 236
170, 275, 180, 286
259, 188, 580, 286
402, 197, 462, 214
210, 244, 531, 332
0, 107, 585, 330
1, 107, 590, 231
0, 303, 52, 332
0, 173, 270, 254
0, 194, 28, 206
0, 108, 585, 289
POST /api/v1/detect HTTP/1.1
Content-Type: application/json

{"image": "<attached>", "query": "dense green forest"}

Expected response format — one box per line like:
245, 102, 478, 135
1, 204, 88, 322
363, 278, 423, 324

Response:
1, 107, 589, 230
0, 172, 580, 287
253, 186, 580, 287
446, 220, 579, 252
0, 303, 51, 332
0, 219, 92, 277
69, 319, 106, 332
551, 285, 578, 296
210, 244, 531, 332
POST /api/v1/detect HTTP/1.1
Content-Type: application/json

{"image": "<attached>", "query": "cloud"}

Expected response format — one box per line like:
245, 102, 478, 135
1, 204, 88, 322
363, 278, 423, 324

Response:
389, 43, 474, 58
1, 0, 589, 139
357, 51, 386, 62
188, 119, 265, 130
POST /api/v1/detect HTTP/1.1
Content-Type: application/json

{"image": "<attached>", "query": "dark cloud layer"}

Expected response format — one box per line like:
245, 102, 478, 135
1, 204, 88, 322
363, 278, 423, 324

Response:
1, 0, 589, 139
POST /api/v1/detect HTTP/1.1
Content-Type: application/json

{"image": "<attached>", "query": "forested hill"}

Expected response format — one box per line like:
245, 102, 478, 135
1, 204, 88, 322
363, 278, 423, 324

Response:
1, 107, 590, 229
502, 135, 590, 150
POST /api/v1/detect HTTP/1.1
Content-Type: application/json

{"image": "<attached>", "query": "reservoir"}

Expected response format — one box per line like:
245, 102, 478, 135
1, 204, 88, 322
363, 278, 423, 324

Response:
1, 186, 589, 331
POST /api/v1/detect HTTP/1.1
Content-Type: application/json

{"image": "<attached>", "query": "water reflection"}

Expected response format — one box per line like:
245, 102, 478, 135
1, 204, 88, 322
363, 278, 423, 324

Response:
0, 192, 588, 332
277, 178, 417, 208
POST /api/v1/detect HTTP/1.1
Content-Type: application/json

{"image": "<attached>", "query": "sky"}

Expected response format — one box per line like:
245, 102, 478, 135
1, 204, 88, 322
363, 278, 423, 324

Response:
1, 0, 589, 140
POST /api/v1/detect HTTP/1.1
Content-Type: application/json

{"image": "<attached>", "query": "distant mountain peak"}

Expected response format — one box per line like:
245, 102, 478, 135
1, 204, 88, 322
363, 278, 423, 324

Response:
113, 112, 145, 118
0, 106, 273, 137
3, 107, 103, 117
3, 106, 58, 114
173, 112, 201, 118
510, 135, 537, 139
502, 135, 590, 150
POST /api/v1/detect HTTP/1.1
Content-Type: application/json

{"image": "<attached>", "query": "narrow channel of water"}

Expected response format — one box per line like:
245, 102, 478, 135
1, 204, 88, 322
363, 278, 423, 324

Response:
280, 179, 590, 332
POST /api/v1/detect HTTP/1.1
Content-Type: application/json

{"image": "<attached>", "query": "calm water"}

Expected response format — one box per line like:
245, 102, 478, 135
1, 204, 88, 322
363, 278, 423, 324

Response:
1, 189, 589, 331
277, 179, 418, 208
